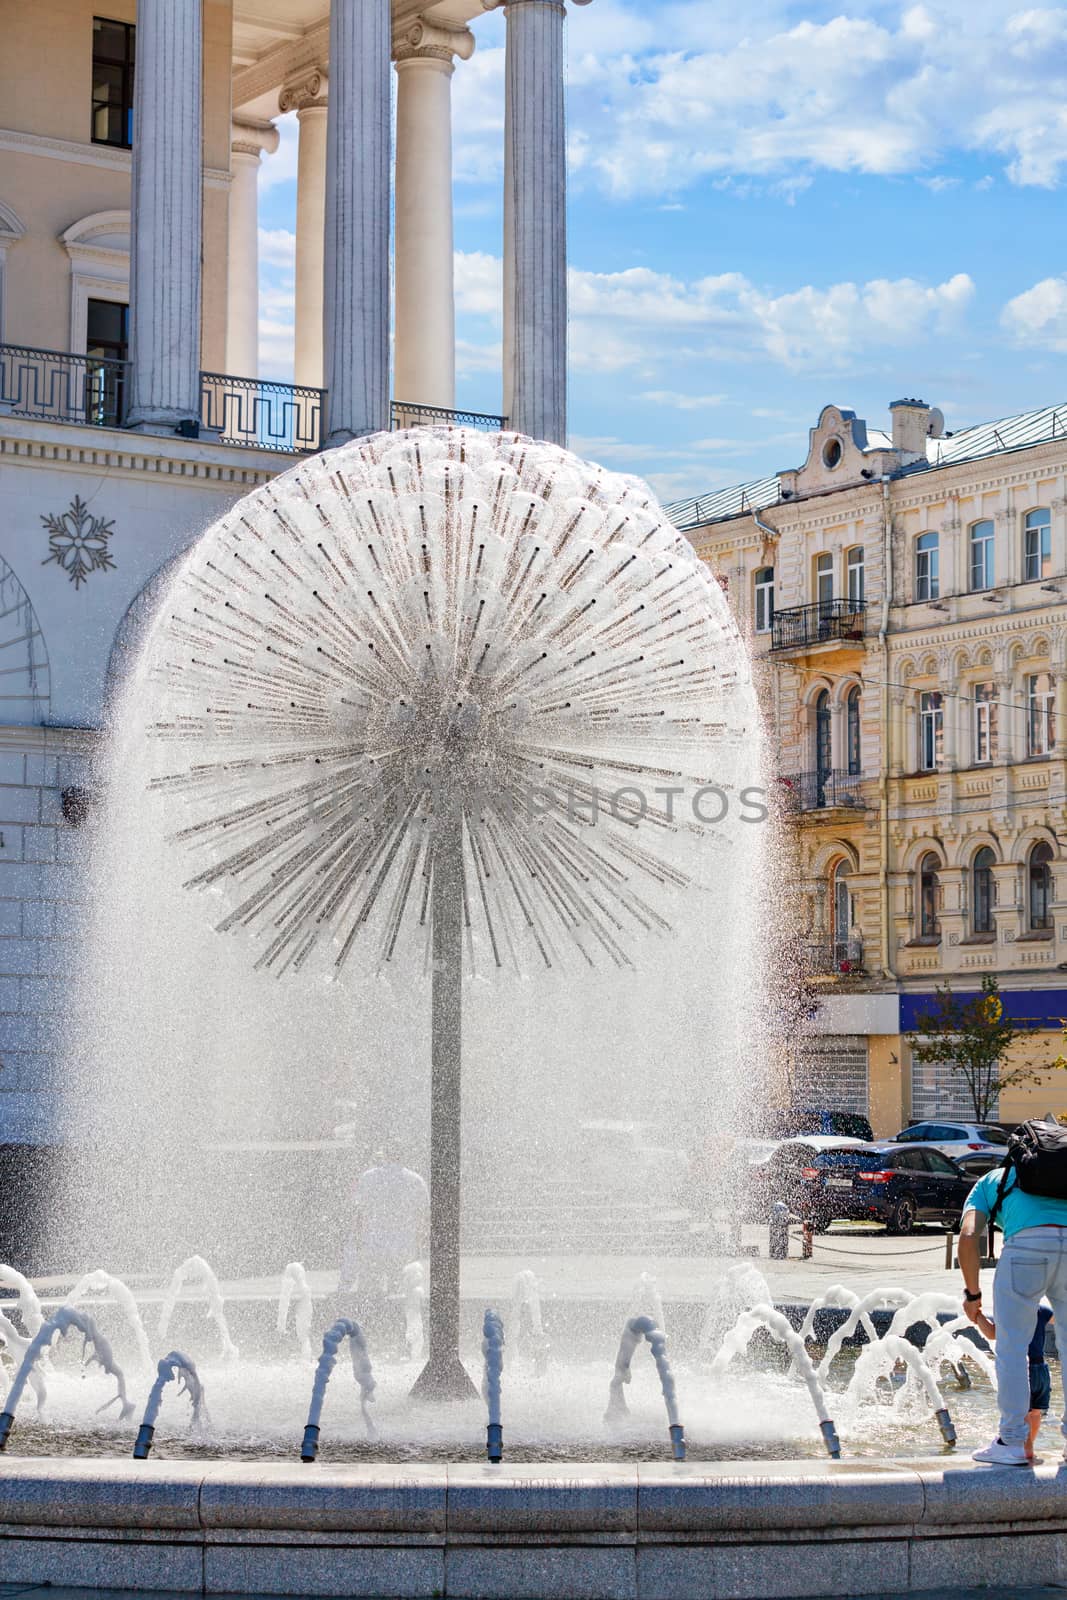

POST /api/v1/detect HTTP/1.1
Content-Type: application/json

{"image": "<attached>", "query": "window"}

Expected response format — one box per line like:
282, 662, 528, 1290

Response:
919, 854, 942, 939
925, 1150, 962, 1176
969, 519, 995, 591
846, 686, 861, 775
754, 567, 774, 633
1028, 671, 1055, 756
973, 682, 997, 764
814, 690, 831, 802
847, 546, 865, 607
1029, 841, 1053, 932
832, 859, 852, 961
973, 846, 995, 935
919, 691, 943, 771
1024, 508, 1052, 583
915, 532, 939, 601
92, 18, 135, 149
815, 553, 833, 611
85, 297, 127, 427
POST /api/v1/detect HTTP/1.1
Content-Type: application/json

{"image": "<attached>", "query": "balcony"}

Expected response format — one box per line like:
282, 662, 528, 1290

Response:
802, 937, 864, 977
0, 344, 507, 453
771, 599, 867, 652
777, 769, 867, 813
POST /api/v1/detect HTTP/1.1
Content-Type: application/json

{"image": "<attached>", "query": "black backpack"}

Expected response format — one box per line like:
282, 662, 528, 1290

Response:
990, 1119, 1067, 1221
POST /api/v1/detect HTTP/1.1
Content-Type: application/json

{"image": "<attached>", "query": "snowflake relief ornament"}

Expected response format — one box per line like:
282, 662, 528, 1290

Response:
41, 495, 116, 588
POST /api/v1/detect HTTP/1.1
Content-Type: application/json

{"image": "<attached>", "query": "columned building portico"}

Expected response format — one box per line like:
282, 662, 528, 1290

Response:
127, 0, 203, 430
393, 21, 474, 413
279, 70, 329, 392
226, 118, 280, 380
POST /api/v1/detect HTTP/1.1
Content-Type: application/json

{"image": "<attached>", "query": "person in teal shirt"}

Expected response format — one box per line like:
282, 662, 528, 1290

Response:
960, 1163, 1067, 1465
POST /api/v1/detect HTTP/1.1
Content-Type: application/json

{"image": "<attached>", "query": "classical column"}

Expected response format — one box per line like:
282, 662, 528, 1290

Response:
126, 0, 202, 430
280, 71, 328, 390
393, 20, 475, 414
323, 0, 391, 443
503, 0, 591, 444
226, 119, 280, 379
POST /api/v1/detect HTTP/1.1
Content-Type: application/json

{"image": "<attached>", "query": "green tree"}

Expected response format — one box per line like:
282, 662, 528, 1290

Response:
907, 974, 1060, 1122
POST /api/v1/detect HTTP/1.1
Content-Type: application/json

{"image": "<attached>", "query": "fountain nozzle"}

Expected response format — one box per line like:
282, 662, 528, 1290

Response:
819, 1419, 841, 1459
935, 1407, 957, 1447
132, 1423, 155, 1460
301, 1423, 321, 1463
0, 1411, 13, 1452
669, 1423, 686, 1462
487, 1423, 503, 1463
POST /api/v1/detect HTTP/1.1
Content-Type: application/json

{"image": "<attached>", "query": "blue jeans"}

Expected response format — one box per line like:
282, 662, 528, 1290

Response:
992, 1226, 1067, 1446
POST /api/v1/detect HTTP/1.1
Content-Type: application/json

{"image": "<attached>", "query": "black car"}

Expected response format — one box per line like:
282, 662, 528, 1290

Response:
760, 1108, 875, 1142
767, 1141, 974, 1233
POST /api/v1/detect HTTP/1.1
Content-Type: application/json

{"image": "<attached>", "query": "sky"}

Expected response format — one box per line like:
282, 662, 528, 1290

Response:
256, 0, 1067, 506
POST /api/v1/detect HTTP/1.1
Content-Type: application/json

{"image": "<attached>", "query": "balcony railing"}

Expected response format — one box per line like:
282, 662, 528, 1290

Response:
771, 599, 867, 651
777, 770, 867, 812
0, 343, 128, 429
0, 344, 506, 452
392, 400, 507, 432
803, 937, 864, 977
200, 371, 324, 453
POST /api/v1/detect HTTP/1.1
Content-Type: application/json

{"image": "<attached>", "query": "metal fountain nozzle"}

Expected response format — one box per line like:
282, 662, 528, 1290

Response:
819, 1419, 841, 1459
486, 1422, 503, 1463
669, 1423, 686, 1462
0, 1411, 13, 1452
132, 1423, 155, 1460
301, 1423, 321, 1463
935, 1407, 957, 1447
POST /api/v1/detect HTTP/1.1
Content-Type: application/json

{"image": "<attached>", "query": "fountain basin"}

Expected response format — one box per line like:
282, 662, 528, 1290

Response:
2, 1454, 1067, 1598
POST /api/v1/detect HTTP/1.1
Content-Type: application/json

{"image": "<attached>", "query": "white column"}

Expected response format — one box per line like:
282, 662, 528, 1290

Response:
393, 21, 474, 413
280, 71, 328, 390
127, 0, 202, 429
226, 119, 279, 378
503, 0, 590, 445
324, 0, 391, 443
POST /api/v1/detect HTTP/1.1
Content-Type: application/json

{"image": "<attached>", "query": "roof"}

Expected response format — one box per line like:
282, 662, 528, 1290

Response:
666, 399, 1067, 533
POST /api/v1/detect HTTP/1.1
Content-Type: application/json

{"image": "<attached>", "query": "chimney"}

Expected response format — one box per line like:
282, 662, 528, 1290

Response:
890, 398, 943, 462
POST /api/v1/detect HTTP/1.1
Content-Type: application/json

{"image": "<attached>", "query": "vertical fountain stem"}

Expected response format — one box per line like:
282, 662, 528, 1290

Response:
411, 818, 477, 1401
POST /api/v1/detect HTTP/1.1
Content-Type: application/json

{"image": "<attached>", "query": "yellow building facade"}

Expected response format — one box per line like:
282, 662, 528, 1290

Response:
672, 398, 1067, 1135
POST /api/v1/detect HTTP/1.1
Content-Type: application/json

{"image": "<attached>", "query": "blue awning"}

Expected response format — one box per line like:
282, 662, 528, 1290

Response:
900, 988, 1067, 1032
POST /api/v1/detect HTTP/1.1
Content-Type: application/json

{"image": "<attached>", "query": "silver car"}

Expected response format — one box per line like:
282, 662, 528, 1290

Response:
890, 1120, 1010, 1161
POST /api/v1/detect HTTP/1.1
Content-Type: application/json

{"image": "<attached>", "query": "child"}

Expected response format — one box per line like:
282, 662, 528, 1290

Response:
975, 1304, 1054, 1458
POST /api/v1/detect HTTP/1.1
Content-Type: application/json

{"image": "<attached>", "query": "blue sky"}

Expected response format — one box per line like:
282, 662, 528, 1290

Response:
257, 0, 1067, 504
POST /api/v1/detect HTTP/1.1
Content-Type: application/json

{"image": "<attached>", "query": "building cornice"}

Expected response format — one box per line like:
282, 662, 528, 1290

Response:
0, 725, 99, 754
0, 127, 231, 188
0, 416, 293, 488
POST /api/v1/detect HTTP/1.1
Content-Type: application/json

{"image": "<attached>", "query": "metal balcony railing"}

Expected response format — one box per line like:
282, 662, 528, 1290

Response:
0, 343, 128, 428
200, 371, 324, 453
771, 599, 867, 651
777, 770, 867, 812
802, 937, 864, 976
392, 400, 507, 432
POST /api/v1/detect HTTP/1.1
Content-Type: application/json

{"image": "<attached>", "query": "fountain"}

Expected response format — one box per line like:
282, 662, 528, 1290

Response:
301, 1317, 376, 1459
277, 1262, 314, 1361
604, 1314, 686, 1461
0, 1306, 134, 1450
482, 1308, 505, 1463
158, 1255, 239, 1362
132, 1350, 207, 1459
63, 1269, 154, 1372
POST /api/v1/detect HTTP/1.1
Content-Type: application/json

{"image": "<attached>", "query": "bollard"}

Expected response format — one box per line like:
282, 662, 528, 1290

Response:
801, 1219, 814, 1260
985, 1220, 998, 1265
769, 1202, 792, 1260
132, 1423, 155, 1460
944, 1229, 955, 1270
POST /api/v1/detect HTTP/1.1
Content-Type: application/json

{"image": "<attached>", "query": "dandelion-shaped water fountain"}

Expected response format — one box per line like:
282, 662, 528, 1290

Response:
132, 427, 760, 1400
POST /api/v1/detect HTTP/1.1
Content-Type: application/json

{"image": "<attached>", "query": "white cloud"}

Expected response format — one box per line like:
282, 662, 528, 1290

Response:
639, 391, 727, 411
258, 111, 298, 192
258, 228, 296, 274
1002, 276, 1067, 351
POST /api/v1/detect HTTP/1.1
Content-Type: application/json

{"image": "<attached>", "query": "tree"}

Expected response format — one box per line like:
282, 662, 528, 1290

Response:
907, 974, 1062, 1122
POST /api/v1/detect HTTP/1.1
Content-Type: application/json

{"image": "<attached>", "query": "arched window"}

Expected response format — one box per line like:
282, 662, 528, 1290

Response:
832, 859, 852, 962
973, 847, 995, 935
916, 532, 939, 601
969, 519, 995, 591
814, 690, 832, 804
1029, 841, 1054, 932
1024, 508, 1052, 583
919, 853, 942, 939
846, 686, 861, 775
754, 567, 774, 633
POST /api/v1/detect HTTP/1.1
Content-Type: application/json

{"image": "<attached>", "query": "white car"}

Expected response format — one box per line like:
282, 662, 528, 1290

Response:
890, 1120, 1010, 1161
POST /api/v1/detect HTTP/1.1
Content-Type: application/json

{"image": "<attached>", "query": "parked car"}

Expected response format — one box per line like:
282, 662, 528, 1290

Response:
748, 1135, 869, 1220
889, 1121, 1010, 1160
953, 1150, 1007, 1182
761, 1108, 875, 1142
756, 1140, 973, 1233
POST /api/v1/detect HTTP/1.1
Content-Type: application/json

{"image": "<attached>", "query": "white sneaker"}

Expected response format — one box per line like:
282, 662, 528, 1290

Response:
972, 1438, 1030, 1465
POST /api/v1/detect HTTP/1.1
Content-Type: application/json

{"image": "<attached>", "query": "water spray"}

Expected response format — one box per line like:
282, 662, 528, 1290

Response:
605, 1314, 685, 1461
482, 1309, 505, 1463
0, 1306, 134, 1451
301, 1317, 376, 1461
133, 1350, 206, 1459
